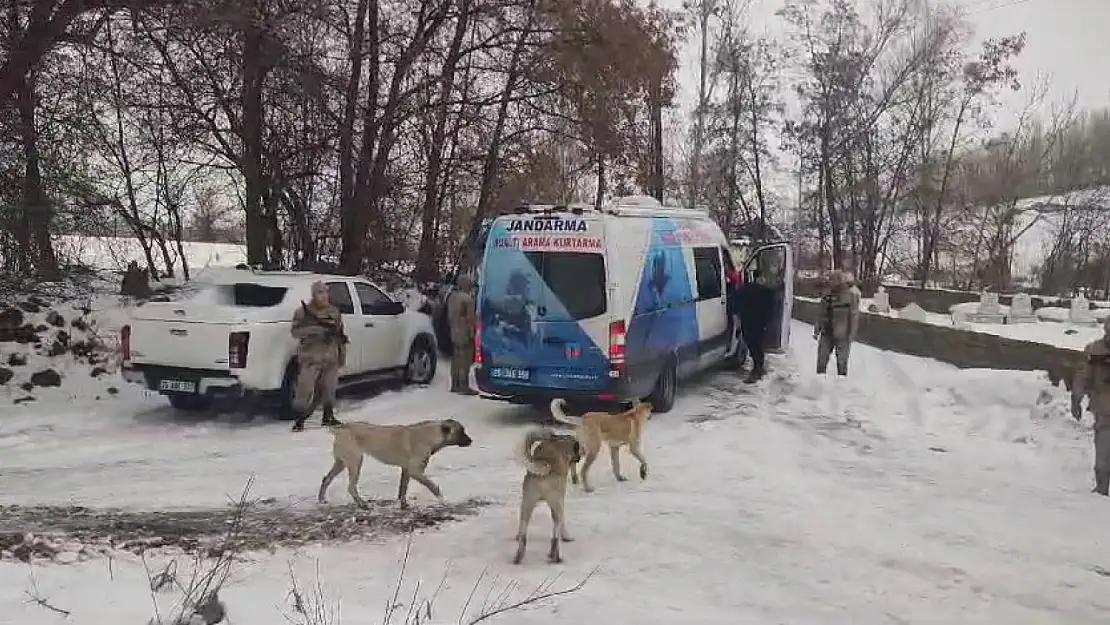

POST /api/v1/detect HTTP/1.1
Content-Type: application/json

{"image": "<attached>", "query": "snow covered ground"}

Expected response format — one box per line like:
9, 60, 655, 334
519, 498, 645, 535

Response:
54, 235, 246, 273
2, 321, 1108, 624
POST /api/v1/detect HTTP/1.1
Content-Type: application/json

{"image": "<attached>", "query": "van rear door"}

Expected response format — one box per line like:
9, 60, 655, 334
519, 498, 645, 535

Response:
478, 214, 610, 392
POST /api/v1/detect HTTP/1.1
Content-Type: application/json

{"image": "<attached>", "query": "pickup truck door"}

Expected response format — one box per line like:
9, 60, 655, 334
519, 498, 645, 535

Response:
324, 281, 361, 375
352, 281, 405, 372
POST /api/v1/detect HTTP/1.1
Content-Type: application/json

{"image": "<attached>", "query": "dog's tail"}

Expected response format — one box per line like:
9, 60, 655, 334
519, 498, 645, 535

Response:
518, 427, 554, 476
548, 398, 582, 427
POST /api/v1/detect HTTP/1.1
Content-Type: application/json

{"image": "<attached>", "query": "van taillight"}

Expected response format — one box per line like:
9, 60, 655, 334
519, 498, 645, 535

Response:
608, 319, 626, 378
473, 321, 482, 364
229, 331, 250, 368
120, 324, 132, 361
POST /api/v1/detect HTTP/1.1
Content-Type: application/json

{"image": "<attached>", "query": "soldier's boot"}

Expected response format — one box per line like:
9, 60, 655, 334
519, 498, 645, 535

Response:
1094, 470, 1109, 496
291, 413, 308, 432
321, 405, 342, 427
744, 361, 765, 384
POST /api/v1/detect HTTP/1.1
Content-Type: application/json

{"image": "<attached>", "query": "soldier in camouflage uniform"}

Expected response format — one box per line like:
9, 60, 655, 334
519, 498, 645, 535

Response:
1071, 316, 1110, 495
290, 281, 348, 432
446, 274, 478, 395
814, 270, 859, 376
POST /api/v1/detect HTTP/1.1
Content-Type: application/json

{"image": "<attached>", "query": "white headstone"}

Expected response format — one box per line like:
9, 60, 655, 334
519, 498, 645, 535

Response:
1008, 293, 1036, 323
899, 302, 926, 323
1070, 295, 1095, 323
965, 291, 1005, 324
872, 286, 891, 313
951, 308, 970, 329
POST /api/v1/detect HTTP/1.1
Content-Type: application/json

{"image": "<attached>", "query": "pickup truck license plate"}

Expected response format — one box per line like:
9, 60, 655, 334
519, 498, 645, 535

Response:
488, 367, 530, 381
159, 379, 197, 393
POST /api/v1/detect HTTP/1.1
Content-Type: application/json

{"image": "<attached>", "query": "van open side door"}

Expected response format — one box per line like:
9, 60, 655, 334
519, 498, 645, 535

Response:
742, 242, 793, 353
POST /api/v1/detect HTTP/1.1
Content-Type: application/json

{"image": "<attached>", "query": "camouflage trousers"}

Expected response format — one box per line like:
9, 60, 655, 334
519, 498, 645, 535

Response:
293, 359, 339, 417
451, 343, 475, 392
816, 335, 851, 376
1095, 413, 1110, 475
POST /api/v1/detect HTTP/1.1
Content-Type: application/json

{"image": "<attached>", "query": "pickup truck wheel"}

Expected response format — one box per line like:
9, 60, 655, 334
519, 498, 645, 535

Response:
405, 336, 437, 385
647, 359, 677, 414
167, 394, 213, 412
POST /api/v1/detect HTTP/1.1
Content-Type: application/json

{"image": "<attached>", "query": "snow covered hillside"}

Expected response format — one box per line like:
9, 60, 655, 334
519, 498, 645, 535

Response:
1, 321, 1107, 624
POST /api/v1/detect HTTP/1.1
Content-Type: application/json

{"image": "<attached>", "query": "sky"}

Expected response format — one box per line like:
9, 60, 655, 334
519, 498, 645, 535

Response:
654, 0, 1110, 197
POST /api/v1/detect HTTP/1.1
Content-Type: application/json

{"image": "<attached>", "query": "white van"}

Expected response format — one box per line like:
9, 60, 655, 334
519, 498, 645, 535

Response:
471, 196, 793, 413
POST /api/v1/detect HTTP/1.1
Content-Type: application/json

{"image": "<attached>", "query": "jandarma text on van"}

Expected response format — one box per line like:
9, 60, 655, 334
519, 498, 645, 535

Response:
505, 219, 588, 232
492, 236, 602, 249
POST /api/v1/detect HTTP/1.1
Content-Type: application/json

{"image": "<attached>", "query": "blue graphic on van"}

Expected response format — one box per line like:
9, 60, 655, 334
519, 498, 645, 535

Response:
625, 219, 699, 362
477, 221, 608, 391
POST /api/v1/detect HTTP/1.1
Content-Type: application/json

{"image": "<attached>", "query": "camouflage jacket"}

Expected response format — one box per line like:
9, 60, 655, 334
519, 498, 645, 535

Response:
816, 286, 860, 341
446, 288, 476, 347
1073, 338, 1110, 417
292, 302, 348, 365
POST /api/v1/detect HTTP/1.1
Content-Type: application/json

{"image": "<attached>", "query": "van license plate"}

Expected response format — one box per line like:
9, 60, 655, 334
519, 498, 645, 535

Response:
489, 367, 531, 381
159, 379, 197, 393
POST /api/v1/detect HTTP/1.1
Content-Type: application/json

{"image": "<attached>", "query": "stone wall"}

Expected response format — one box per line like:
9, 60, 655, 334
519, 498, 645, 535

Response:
791, 298, 1082, 389
794, 280, 1070, 315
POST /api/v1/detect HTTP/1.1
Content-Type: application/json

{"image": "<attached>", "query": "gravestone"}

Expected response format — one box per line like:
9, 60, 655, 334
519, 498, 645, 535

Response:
899, 302, 926, 323
951, 307, 970, 329
965, 291, 1005, 324
1070, 294, 1095, 324
872, 286, 891, 314
1007, 293, 1036, 323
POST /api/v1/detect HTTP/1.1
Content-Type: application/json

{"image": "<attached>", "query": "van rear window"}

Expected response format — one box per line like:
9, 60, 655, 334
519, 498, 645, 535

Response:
211, 283, 289, 307
524, 252, 606, 320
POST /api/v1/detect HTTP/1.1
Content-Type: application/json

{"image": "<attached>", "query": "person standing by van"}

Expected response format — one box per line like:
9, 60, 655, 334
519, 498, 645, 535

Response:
446, 273, 478, 395
739, 265, 775, 383
1071, 316, 1110, 496
814, 270, 859, 376
290, 281, 347, 432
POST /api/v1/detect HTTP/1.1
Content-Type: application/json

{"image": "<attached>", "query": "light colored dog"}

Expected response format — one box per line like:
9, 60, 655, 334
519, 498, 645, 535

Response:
514, 428, 581, 564
549, 398, 651, 493
317, 419, 473, 509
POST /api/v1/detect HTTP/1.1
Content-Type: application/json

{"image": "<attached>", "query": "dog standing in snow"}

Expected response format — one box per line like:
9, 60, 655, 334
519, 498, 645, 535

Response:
549, 398, 651, 493
514, 427, 581, 564
317, 419, 472, 509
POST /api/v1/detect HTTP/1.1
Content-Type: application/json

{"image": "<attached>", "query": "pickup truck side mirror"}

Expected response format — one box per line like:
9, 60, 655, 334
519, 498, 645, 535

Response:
365, 300, 405, 316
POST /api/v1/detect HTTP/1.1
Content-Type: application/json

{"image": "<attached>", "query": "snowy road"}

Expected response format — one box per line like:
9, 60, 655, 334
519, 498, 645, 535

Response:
2, 320, 1108, 624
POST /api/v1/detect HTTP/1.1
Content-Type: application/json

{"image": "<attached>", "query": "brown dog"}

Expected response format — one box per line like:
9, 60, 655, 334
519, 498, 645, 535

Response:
549, 398, 651, 493
514, 428, 581, 565
317, 419, 472, 509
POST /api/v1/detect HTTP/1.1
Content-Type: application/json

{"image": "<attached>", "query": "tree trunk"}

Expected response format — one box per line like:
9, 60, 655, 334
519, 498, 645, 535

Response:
414, 0, 472, 284
240, 0, 268, 265
456, 0, 538, 272
338, 0, 370, 214
15, 68, 57, 278
649, 75, 664, 202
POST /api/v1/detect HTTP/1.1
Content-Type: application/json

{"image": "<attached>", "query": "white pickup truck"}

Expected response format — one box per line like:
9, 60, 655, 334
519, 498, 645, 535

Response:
120, 271, 438, 414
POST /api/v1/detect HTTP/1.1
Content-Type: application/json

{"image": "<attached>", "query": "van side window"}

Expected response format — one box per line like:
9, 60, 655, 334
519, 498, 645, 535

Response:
692, 247, 723, 301
326, 282, 355, 315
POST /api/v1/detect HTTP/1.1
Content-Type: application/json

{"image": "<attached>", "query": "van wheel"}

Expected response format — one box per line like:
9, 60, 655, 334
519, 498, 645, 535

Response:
405, 336, 437, 385
168, 394, 213, 412
277, 361, 299, 420
648, 360, 677, 413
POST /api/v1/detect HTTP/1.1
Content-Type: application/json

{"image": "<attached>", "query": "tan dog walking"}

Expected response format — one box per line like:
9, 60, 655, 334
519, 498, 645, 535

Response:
549, 398, 651, 493
514, 428, 581, 564
317, 419, 473, 509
